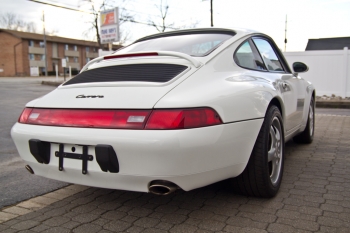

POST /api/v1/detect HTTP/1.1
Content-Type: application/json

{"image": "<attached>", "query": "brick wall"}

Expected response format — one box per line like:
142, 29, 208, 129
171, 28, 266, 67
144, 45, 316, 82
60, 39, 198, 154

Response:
0, 32, 22, 76
0, 30, 102, 77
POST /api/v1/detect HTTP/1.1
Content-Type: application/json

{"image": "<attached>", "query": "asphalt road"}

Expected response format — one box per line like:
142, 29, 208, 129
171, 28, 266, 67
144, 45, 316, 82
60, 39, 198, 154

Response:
0, 78, 68, 209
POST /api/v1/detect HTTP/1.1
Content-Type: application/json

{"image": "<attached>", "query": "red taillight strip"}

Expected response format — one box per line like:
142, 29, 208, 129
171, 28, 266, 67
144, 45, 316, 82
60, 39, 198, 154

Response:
18, 108, 222, 130
104, 52, 159, 60
19, 108, 151, 129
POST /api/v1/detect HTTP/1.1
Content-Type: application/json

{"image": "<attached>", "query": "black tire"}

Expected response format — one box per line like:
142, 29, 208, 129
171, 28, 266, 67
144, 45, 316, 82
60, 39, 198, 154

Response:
293, 97, 315, 144
233, 105, 284, 198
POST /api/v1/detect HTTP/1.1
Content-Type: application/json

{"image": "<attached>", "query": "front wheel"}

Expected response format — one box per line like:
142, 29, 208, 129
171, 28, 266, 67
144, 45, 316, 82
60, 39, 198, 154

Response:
232, 105, 284, 198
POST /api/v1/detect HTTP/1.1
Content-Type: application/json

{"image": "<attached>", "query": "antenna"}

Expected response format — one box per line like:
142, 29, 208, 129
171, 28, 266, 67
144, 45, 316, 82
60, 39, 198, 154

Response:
284, 15, 287, 52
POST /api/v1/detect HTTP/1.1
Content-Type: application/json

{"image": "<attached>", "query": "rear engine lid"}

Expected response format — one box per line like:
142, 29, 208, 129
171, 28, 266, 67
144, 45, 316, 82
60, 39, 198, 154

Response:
29, 58, 197, 109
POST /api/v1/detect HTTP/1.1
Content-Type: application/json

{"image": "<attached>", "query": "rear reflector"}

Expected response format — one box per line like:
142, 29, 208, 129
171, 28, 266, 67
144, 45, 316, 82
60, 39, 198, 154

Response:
18, 108, 222, 130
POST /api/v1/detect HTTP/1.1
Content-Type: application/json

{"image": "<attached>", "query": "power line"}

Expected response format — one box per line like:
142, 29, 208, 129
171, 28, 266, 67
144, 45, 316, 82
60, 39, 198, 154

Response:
121, 7, 159, 18
27, 0, 179, 29
124, 18, 179, 30
27, 0, 95, 14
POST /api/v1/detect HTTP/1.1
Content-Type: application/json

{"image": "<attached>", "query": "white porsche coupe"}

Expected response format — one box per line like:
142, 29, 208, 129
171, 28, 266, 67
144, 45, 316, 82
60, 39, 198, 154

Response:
11, 28, 315, 197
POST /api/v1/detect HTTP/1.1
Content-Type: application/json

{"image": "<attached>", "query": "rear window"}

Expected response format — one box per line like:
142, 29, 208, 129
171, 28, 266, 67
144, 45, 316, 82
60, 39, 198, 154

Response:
116, 32, 235, 57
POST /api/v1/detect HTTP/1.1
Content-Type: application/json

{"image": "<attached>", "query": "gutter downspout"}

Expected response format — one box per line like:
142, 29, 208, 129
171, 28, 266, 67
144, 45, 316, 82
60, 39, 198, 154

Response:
14, 41, 22, 76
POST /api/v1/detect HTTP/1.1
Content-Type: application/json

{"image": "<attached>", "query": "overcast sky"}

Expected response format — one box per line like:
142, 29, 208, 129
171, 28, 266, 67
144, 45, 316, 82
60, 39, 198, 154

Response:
1, 0, 349, 51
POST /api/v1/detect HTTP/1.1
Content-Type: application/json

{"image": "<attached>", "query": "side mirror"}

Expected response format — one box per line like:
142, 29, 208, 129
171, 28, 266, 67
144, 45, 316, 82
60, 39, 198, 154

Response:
292, 62, 309, 73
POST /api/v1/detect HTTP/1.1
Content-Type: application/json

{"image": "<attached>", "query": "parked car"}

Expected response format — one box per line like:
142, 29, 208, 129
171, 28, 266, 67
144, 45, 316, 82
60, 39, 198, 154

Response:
11, 28, 315, 197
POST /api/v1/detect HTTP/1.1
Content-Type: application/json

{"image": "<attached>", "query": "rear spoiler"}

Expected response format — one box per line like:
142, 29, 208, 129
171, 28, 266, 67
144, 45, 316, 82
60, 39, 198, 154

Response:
80, 51, 202, 72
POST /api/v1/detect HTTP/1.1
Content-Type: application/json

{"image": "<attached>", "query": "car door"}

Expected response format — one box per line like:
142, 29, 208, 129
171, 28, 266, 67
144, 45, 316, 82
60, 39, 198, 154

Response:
251, 37, 305, 133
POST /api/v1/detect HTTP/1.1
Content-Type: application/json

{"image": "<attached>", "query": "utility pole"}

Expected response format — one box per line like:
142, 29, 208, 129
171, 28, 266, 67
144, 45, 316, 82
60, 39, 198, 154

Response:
284, 15, 287, 52
42, 10, 48, 76
210, 0, 213, 27
203, 0, 213, 27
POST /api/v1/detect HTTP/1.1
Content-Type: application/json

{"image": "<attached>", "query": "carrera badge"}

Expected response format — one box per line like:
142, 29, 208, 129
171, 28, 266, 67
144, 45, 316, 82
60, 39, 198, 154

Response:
76, 94, 104, 98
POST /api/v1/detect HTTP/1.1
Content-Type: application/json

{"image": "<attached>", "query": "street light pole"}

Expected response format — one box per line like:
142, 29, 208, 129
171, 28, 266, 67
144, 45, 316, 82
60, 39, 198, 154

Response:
42, 10, 48, 76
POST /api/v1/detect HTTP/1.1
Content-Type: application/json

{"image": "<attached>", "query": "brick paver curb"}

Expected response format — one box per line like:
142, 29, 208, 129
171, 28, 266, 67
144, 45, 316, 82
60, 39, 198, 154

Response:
0, 185, 89, 224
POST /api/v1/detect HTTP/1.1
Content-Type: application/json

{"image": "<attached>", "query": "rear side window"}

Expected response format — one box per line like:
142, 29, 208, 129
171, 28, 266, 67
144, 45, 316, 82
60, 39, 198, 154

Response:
234, 41, 266, 71
252, 38, 284, 72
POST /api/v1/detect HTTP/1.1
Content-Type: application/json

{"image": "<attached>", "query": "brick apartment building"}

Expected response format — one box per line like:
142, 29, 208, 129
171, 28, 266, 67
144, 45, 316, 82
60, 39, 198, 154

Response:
0, 29, 121, 77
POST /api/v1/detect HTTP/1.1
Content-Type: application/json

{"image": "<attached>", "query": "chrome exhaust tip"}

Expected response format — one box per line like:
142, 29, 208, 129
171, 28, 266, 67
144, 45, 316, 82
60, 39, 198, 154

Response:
25, 165, 34, 174
149, 180, 178, 195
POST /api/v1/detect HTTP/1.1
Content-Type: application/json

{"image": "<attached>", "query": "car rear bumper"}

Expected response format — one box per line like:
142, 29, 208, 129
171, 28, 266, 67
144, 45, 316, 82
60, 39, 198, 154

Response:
11, 119, 263, 192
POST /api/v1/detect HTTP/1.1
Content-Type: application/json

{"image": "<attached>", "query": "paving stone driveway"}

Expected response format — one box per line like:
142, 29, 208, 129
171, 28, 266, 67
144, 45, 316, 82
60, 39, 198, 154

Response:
0, 114, 349, 233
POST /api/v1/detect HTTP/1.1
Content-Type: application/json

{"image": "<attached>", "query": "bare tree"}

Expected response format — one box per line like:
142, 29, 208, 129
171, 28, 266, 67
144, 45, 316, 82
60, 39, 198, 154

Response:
148, 0, 174, 33
0, 12, 37, 33
25, 22, 37, 33
148, 0, 199, 33
47, 28, 59, 36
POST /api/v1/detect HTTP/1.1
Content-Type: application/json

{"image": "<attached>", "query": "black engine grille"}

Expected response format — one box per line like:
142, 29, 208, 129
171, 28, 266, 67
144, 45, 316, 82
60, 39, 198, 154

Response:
63, 64, 188, 86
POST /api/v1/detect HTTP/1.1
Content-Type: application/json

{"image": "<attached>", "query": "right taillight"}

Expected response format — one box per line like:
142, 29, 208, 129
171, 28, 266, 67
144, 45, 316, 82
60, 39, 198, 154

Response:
145, 108, 222, 130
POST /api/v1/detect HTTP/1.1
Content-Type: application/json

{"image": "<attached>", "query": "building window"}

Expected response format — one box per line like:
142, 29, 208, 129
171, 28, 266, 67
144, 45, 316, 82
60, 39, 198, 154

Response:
29, 54, 35, 60
86, 57, 91, 63
39, 42, 45, 48
74, 45, 78, 51
65, 44, 69, 50
86, 47, 90, 52
29, 40, 34, 47
92, 47, 97, 52
41, 55, 45, 60
74, 57, 78, 63
65, 56, 69, 62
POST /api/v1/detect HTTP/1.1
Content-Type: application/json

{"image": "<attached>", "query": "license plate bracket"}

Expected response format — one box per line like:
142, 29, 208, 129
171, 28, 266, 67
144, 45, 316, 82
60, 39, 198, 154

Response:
55, 144, 93, 175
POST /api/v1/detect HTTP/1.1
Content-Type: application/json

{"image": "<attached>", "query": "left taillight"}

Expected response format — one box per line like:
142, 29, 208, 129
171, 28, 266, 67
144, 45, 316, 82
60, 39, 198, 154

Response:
18, 108, 151, 129
18, 108, 33, 123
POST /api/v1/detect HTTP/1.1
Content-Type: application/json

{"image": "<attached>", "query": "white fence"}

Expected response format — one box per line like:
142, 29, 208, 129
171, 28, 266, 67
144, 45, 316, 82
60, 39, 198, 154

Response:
283, 48, 350, 97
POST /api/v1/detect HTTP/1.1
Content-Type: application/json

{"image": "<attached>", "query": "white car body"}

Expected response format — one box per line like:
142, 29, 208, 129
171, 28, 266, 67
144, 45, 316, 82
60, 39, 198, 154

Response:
11, 28, 315, 196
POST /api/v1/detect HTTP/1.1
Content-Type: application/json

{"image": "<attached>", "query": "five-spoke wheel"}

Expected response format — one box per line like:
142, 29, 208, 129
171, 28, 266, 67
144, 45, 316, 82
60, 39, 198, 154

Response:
234, 105, 284, 197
